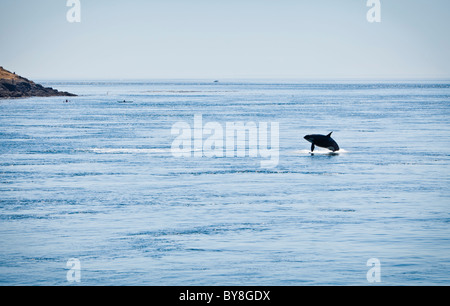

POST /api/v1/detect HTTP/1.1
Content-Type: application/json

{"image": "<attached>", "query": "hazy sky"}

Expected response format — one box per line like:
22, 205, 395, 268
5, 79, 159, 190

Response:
1, 0, 449, 80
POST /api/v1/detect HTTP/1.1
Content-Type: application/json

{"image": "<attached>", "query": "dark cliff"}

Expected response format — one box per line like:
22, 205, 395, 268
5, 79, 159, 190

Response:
0, 67, 76, 99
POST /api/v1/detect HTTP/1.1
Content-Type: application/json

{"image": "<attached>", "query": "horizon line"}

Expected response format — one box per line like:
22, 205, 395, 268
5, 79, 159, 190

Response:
35, 77, 450, 82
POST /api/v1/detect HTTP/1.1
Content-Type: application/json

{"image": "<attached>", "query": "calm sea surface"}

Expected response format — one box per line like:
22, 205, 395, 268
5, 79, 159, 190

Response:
0, 80, 449, 285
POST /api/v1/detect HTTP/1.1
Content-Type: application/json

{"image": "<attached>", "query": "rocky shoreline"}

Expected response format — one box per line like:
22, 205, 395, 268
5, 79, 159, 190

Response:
0, 67, 76, 99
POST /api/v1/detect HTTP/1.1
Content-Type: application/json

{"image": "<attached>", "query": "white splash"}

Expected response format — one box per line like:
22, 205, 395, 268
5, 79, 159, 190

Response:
293, 149, 349, 155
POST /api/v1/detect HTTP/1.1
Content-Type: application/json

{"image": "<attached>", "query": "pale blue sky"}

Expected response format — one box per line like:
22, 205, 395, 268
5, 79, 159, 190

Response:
1, 0, 449, 80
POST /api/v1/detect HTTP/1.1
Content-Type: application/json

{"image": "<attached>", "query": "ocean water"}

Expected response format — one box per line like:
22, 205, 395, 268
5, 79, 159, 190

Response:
0, 80, 449, 285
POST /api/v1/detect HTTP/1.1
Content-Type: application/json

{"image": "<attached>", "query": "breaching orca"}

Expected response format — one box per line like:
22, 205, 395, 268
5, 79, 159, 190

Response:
304, 132, 340, 152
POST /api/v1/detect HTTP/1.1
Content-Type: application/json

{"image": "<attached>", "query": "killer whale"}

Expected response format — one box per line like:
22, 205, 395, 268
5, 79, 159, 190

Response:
304, 132, 340, 152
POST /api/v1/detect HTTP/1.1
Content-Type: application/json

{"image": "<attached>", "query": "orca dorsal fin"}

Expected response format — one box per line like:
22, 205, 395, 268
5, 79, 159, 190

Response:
327, 132, 333, 137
